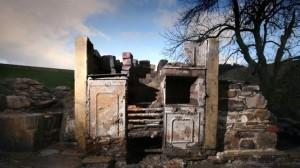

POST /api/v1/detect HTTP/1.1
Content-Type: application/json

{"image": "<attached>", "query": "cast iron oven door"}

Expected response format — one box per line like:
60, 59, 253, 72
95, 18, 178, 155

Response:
164, 106, 204, 149
87, 78, 126, 140
163, 73, 206, 150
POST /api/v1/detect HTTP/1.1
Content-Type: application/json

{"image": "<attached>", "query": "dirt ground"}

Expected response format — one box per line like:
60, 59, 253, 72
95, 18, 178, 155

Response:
0, 143, 82, 168
1, 143, 300, 168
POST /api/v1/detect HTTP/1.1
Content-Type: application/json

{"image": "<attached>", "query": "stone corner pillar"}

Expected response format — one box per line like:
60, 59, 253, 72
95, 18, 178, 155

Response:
74, 36, 90, 150
204, 38, 219, 150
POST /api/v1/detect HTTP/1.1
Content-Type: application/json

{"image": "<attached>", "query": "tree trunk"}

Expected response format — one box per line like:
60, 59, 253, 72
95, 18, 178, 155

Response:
257, 66, 276, 110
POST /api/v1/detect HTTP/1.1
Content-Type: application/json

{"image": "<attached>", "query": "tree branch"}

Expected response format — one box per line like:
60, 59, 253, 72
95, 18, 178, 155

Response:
274, 11, 296, 76
232, 0, 256, 67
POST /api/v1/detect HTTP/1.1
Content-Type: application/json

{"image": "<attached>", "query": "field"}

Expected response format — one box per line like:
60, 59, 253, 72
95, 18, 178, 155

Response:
0, 63, 74, 88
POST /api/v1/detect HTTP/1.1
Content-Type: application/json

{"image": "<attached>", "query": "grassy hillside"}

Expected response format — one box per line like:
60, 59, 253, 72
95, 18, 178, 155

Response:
0, 63, 74, 88
219, 64, 258, 83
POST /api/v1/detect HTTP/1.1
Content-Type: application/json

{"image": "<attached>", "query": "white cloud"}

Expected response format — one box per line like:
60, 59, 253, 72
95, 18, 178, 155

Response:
156, 10, 179, 29
126, 0, 176, 7
120, 31, 159, 40
0, 0, 117, 69
155, 0, 180, 29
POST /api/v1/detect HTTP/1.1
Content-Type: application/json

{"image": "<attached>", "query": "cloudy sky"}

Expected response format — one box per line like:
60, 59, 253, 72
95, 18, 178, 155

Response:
0, 0, 181, 69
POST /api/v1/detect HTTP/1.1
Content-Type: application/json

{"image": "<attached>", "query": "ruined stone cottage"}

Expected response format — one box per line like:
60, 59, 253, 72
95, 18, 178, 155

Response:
74, 36, 277, 160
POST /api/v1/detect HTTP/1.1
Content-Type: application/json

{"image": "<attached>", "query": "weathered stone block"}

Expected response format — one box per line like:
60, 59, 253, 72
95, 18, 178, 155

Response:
239, 113, 255, 123
228, 99, 245, 111
256, 132, 277, 149
240, 90, 253, 96
237, 132, 255, 138
240, 139, 256, 149
247, 113, 256, 121
227, 89, 237, 98
6, 95, 31, 109
226, 113, 238, 123
243, 123, 268, 130
32, 84, 45, 90
245, 94, 267, 109
15, 78, 41, 85
240, 114, 249, 123
122, 52, 133, 71
14, 83, 29, 90
242, 85, 260, 92
224, 131, 240, 150
255, 109, 271, 121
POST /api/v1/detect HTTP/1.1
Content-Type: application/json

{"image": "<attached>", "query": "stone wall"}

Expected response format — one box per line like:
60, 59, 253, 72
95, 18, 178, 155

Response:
218, 81, 277, 151
54, 86, 75, 142
0, 112, 62, 151
0, 78, 72, 151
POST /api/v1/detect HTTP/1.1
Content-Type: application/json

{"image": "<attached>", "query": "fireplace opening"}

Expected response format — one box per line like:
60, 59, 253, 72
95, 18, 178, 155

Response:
165, 76, 197, 104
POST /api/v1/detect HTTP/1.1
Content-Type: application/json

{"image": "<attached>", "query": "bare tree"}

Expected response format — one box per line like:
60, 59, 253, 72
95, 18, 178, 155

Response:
165, 0, 300, 111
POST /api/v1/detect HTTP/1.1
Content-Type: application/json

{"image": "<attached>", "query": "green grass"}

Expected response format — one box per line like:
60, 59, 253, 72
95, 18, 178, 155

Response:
0, 63, 74, 88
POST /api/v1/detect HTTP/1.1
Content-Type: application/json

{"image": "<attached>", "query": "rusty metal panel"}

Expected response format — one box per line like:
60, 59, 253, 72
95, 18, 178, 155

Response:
87, 78, 126, 139
164, 106, 204, 149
